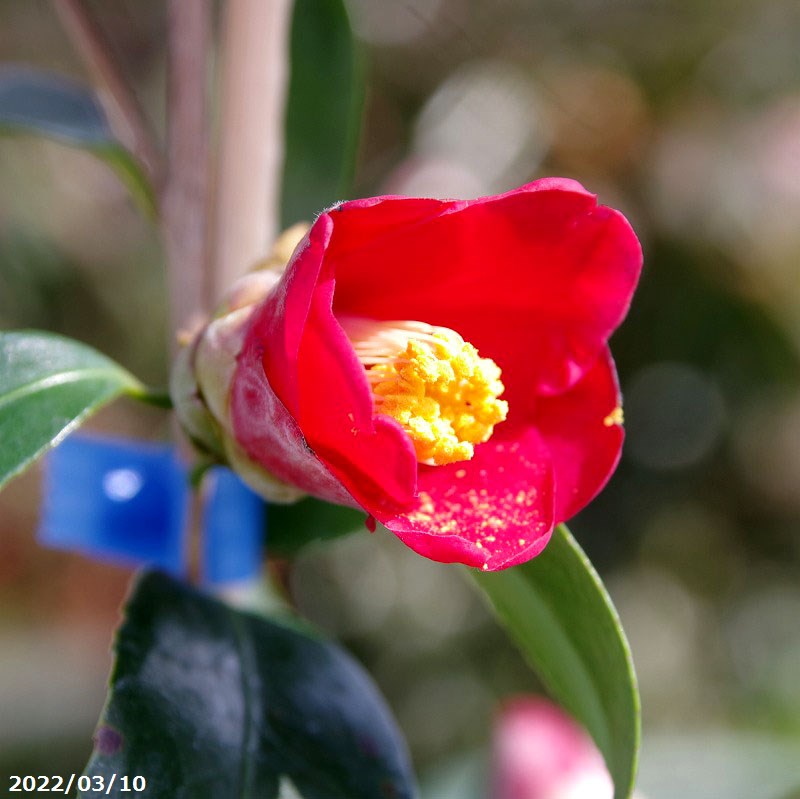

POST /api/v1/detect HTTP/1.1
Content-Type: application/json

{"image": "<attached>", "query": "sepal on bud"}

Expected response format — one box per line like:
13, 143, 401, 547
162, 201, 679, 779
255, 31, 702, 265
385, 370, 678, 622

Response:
169, 335, 225, 459
170, 226, 310, 504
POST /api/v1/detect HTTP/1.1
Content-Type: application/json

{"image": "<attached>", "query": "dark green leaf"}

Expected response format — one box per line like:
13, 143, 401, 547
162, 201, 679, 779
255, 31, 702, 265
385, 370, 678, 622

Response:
267, 497, 366, 557
280, 0, 365, 227
83, 571, 416, 799
0, 330, 144, 490
471, 524, 640, 799
0, 67, 156, 215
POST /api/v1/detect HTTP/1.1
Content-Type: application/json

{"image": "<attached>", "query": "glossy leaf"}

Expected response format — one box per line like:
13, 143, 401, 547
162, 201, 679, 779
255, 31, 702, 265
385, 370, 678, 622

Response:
280, 0, 365, 227
83, 571, 416, 799
0, 330, 144, 490
267, 497, 366, 557
0, 67, 156, 215
471, 524, 640, 799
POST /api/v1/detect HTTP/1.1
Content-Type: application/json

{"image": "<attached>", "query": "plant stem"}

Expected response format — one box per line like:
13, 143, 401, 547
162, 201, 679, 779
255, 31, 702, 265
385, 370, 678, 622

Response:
162, 0, 213, 584
163, 0, 213, 344
212, 0, 293, 301
52, 0, 163, 186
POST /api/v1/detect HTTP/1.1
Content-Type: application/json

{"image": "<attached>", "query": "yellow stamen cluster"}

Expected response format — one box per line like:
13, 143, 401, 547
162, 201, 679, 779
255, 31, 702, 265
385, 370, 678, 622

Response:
343, 319, 508, 466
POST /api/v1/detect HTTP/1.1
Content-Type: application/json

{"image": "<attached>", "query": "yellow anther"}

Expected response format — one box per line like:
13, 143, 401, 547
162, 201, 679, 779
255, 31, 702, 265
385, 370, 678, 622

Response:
342, 318, 508, 466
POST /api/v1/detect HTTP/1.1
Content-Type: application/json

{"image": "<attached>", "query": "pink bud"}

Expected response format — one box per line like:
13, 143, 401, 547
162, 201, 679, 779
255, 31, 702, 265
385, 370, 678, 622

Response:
491, 698, 614, 799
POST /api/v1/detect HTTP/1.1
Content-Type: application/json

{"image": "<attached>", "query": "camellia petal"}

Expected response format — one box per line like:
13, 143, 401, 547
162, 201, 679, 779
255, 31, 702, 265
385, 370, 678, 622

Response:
385, 428, 556, 571
185, 178, 641, 570
230, 219, 417, 515
328, 179, 641, 397
534, 347, 624, 522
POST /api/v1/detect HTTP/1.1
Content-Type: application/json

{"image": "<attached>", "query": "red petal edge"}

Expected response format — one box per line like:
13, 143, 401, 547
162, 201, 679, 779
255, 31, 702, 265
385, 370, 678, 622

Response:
230, 221, 356, 506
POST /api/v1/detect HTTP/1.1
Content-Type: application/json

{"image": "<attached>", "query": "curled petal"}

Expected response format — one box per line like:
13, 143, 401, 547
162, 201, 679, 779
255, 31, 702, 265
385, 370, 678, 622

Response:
233, 216, 418, 516
535, 347, 624, 522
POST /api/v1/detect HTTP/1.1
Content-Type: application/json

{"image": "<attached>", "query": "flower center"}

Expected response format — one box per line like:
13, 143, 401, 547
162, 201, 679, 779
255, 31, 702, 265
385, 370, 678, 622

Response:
341, 317, 508, 466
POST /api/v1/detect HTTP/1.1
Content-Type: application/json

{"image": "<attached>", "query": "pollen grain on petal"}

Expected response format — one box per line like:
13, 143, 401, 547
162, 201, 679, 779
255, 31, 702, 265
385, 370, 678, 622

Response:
603, 406, 624, 427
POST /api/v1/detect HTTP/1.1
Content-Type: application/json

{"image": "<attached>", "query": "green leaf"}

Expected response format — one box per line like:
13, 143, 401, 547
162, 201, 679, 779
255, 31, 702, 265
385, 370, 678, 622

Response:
83, 571, 417, 799
471, 524, 640, 799
0, 67, 156, 216
0, 330, 144, 490
267, 497, 366, 557
280, 0, 365, 227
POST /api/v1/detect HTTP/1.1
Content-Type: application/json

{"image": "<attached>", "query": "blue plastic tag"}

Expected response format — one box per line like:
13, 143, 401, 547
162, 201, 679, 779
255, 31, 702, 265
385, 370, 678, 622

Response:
202, 466, 266, 586
38, 434, 267, 586
39, 434, 189, 574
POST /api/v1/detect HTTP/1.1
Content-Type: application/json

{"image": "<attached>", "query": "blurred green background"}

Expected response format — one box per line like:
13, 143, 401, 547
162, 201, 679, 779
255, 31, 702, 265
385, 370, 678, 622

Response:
2, 1, 800, 797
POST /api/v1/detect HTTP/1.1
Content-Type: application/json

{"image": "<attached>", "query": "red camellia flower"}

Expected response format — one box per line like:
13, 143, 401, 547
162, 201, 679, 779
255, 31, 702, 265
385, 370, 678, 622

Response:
185, 178, 641, 571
